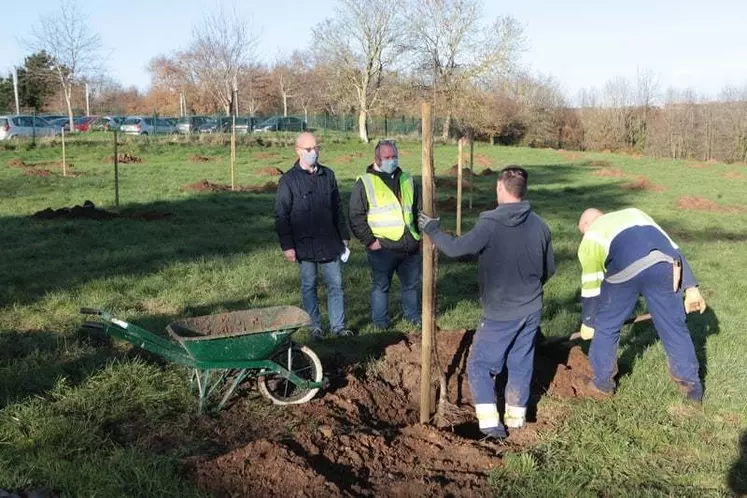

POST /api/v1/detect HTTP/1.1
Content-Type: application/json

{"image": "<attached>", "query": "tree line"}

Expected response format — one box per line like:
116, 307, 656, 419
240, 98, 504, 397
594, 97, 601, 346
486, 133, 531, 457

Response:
2, 0, 746, 163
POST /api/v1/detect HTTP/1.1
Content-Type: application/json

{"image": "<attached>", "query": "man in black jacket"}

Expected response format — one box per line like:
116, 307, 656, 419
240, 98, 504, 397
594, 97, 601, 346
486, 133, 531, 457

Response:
275, 132, 352, 340
349, 140, 421, 329
419, 166, 555, 440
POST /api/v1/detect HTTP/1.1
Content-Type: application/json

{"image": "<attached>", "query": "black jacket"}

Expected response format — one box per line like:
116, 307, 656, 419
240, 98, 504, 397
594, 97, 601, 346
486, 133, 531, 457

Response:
275, 161, 350, 262
423, 202, 555, 321
349, 165, 421, 254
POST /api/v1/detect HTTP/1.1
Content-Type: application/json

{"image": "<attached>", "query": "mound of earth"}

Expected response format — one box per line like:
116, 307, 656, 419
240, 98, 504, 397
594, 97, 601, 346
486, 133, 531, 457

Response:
32, 201, 170, 221
23, 169, 53, 177
183, 180, 277, 193
621, 176, 666, 192
257, 166, 284, 176
435, 177, 473, 190
189, 154, 214, 163
479, 168, 494, 176
592, 167, 624, 177
446, 165, 475, 177
8, 158, 27, 167
676, 196, 746, 214
474, 154, 492, 167
107, 153, 143, 164
586, 160, 613, 168
722, 171, 744, 180
191, 330, 594, 497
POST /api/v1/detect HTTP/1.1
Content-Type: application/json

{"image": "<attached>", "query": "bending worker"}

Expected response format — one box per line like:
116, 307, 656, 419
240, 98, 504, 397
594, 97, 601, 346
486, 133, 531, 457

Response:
577, 207, 707, 402
419, 166, 555, 439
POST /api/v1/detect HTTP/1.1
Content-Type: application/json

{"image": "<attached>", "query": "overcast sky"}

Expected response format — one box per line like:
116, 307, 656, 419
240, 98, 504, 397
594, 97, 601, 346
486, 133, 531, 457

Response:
3, 0, 746, 101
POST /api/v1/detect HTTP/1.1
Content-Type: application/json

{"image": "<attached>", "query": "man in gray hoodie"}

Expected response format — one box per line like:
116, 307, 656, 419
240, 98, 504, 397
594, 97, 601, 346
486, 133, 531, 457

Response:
418, 166, 555, 440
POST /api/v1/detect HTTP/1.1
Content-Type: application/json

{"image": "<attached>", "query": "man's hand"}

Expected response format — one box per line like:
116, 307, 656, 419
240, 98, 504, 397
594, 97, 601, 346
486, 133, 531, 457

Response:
684, 287, 706, 314
368, 240, 382, 251
580, 324, 595, 340
417, 212, 440, 232
283, 248, 297, 262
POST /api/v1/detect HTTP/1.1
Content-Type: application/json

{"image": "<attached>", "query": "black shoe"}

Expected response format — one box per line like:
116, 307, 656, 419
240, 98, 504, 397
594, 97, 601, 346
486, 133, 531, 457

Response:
481, 425, 508, 441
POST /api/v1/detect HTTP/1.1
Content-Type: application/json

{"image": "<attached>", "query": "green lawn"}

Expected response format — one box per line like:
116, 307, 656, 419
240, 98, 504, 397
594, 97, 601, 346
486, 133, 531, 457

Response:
0, 134, 745, 496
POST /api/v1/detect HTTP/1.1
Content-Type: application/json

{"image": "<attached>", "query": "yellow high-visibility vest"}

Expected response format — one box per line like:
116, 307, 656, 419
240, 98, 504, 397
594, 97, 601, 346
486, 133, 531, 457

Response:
359, 172, 421, 241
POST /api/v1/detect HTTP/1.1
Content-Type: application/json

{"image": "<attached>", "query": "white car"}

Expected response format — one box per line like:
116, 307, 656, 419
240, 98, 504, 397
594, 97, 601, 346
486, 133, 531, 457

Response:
120, 117, 177, 135
0, 115, 60, 140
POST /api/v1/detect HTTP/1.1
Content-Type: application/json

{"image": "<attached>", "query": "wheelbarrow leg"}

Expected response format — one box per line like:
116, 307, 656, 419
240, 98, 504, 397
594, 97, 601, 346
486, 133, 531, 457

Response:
197, 369, 212, 414
218, 369, 251, 411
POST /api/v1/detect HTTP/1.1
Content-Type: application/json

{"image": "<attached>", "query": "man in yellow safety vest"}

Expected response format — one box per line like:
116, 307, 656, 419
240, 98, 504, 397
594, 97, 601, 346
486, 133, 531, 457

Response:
349, 140, 422, 330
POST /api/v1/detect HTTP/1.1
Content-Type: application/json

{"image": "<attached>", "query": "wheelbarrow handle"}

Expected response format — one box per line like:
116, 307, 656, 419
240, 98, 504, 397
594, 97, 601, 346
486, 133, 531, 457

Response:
80, 307, 103, 315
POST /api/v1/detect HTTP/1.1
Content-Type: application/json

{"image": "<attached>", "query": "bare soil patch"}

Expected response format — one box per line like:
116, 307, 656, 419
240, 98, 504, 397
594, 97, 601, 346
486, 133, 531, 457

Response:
592, 167, 625, 178
474, 154, 492, 167
257, 166, 284, 177
436, 177, 473, 190
621, 176, 666, 192
479, 168, 494, 176
32, 201, 170, 221
676, 196, 746, 214
252, 151, 282, 161
182, 180, 277, 194
446, 165, 475, 177
107, 153, 143, 164
188, 154, 217, 163
722, 171, 744, 180
22, 169, 54, 177
189, 329, 591, 497
585, 160, 613, 169
689, 163, 709, 169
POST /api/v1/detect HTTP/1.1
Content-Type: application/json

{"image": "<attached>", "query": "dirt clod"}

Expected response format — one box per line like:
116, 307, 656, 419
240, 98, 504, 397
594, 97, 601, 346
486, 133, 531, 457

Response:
189, 154, 213, 163
621, 176, 666, 192
257, 167, 284, 177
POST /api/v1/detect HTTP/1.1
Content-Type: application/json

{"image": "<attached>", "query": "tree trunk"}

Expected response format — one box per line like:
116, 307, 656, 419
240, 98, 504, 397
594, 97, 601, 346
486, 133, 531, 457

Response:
358, 109, 369, 143
64, 86, 74, 134
283, 94, 288, 117
441, 113, 451, 140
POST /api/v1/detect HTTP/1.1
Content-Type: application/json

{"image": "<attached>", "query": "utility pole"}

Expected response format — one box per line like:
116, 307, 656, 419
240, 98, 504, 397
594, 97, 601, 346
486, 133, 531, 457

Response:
12, 68, 20, 114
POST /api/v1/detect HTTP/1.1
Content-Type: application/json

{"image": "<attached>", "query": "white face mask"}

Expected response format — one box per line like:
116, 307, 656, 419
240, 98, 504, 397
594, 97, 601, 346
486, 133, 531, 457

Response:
379, 158, 398, 174
301, 149, 318, 167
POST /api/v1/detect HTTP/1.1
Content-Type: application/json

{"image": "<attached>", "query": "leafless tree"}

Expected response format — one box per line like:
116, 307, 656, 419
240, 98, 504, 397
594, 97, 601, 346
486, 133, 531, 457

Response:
27, 1, 102, 131
405, 0, 525, 139
187, 3, 259, 115
314, 0, 402, 143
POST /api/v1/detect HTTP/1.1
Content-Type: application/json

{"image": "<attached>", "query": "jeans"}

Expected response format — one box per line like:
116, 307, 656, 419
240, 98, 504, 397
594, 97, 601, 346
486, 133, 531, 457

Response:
467, 311, 541, 410
299, 259, 345, 332
366, 249, 421, 328
589, 262, 702, 398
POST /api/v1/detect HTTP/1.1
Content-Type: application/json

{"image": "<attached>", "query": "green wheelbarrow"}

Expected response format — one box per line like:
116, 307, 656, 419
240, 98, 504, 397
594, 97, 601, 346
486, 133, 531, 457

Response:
80, 306, 327, 412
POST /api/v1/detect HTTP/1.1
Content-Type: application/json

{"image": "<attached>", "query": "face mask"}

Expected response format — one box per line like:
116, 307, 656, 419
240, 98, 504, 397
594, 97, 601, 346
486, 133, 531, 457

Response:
302, 150, 318, 167
379, 158, 398, 174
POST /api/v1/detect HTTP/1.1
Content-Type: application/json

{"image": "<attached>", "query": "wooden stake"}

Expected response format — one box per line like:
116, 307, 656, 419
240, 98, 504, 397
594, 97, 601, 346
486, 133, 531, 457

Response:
61, 127, 67, 177
469, 137, 474, 210
420, 102, 436, 425
230, 115, 237, 191
456, 137, 463, 236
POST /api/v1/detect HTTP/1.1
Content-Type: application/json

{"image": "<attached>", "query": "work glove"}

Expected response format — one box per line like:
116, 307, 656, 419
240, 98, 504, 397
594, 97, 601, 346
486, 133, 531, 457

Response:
580, 324, 595, 340
417, 212, 440, 233
684, 287, 706, 314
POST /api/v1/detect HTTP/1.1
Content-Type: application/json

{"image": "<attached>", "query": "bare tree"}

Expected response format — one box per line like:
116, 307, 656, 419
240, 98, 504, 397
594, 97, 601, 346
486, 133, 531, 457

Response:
314, 0, 401, 143
187, 3, 259, 115
27, 1, 102, 131
405, 0, 525, 139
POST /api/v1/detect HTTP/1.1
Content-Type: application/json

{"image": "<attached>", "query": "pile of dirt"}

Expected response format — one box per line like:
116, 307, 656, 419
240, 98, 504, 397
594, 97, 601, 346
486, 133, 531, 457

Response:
474, 154, 492, 167
189, 154, 215, 163
32, 201, 170, 221
722, 171, 744, 180
446, 165, 475, 177
182, 180, 278, 194
585, 160, 613, 168
676, 196, 746, 214
252, 151, 282, 161
191, 329, 592, 497
257, 166, 284, 177
479, 168, 494, 176
23, 169, 53, 177
592, 167, 625, 177
688, 163, 709, 169
435, 177, 473, 190
333, 151, 365, 164
107, 153, 143, 164
7, 158, 26, 167
621, 176, 666, 192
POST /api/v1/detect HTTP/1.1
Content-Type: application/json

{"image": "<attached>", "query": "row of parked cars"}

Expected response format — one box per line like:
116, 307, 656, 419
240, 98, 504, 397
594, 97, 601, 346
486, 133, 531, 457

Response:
0, 114, 307, 140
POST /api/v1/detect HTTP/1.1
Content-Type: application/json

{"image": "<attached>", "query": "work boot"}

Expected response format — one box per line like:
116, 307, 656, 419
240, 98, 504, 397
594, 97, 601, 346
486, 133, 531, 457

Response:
583, 378, 614, 399
504, 405, 527, 429
310, 327, 326, 341
481, 425, 508, 441
332, 329, 356, 338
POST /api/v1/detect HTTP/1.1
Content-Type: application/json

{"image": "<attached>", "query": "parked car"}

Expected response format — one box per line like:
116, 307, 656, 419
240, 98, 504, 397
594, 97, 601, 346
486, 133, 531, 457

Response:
176, 116, 211, 134
0, 115, 60, 140
253, 116, 306, 133
47, 117, 73, 132
120, 117, 177, 135
84, 116, 122, 132
197, 117, 252, 134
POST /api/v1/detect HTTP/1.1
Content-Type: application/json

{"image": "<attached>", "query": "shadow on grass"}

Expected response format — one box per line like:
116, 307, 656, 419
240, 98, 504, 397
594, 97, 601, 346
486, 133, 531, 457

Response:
729, 431, 747, 495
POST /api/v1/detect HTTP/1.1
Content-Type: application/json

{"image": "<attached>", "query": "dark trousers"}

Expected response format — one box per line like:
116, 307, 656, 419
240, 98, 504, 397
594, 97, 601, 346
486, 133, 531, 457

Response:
366, 248, 421, 328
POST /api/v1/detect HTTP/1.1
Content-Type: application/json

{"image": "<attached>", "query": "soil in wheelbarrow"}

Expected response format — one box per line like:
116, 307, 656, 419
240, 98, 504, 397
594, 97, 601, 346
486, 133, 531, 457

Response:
188, 329, 594, 497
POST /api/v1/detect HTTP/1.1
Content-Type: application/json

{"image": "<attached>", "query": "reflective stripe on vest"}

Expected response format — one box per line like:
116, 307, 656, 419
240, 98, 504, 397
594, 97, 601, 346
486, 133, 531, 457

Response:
359, 173, 420, 241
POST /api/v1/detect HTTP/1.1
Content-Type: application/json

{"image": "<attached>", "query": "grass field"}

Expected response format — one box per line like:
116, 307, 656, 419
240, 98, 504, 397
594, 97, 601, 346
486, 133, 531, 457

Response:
0, 134, 745, 496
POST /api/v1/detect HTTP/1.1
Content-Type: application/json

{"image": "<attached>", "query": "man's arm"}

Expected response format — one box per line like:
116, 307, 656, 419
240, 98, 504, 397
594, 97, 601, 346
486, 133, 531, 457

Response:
330, 172, 350, 242
422, 217, 491, 258
578, 237, 605, 328
349, 179, 376, 247
274, 177, 295, 251
678, 250, 697, 289
543, 229, 556, 284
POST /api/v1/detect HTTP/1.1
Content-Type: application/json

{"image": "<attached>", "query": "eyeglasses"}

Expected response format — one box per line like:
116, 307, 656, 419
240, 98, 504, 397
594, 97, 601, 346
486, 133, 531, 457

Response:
297, 145, 319, 152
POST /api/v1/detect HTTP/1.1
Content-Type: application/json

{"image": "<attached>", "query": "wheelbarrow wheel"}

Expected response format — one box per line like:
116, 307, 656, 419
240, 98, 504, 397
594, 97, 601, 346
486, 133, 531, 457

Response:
258, 344, 323, 405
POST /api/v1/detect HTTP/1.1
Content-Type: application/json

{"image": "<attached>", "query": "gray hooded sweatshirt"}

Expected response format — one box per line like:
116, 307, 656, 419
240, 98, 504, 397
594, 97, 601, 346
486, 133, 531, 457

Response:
423, 201, 555, 321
